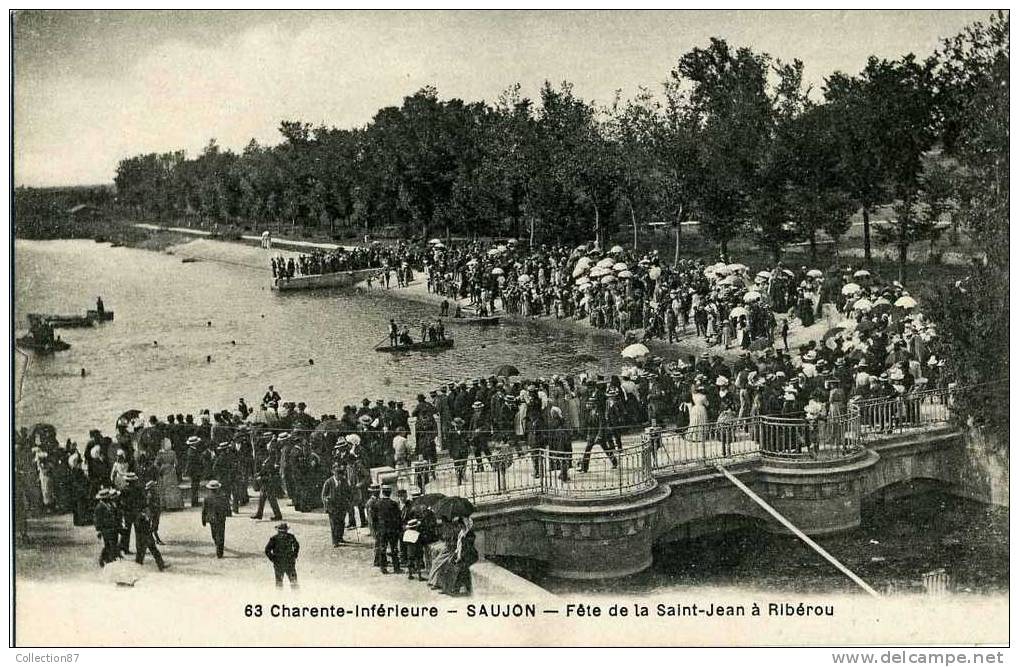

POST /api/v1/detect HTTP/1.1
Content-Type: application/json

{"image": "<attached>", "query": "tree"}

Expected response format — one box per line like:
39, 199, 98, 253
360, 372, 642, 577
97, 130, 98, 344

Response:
824, 55, 937, 264
670, 38, 774, 258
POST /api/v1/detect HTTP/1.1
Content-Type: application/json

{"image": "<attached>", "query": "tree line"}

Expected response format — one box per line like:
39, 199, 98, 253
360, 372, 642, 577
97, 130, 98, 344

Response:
69, 13, 1008, 271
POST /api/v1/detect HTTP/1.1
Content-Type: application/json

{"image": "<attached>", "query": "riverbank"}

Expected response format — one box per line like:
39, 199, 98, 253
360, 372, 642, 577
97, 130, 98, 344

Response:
357, 271, 842, 365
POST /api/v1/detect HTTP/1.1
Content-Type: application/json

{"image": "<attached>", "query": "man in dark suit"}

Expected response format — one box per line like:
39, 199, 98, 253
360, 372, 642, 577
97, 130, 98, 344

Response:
446, 417, 470, 485
93, 488, 121, 567
320, 463, 352, 546
201, 480, 231, 558
134, 507, 168, 571
183, 435, 206, 507
371, 485, 402, 574
264, 523, 300, 588
251, 452, 283, 521
118, 473, 145, 555
211, 442, 238, 514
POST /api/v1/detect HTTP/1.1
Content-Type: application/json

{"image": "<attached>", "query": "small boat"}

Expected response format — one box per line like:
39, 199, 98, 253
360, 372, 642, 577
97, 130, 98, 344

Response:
181, 257, 200, 264
29, 312, 96, 328
272, 267, 381, 291
443, 315, 500, 326
374, 338, 455, 353
87, 309, 114, 322
16, 335, 71, 354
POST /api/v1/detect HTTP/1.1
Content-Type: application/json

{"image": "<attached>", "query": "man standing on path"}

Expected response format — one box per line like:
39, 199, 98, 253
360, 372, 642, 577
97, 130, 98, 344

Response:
264, 523, 300, 589
118, 473, 144, 555
201, 480, 231, 558
371, 485, 402, 575
184, 436, 206, 507
321, 463, 352, 546
93, 488, 121, 567
251, 451, 284, 521
134, 506, 168, 571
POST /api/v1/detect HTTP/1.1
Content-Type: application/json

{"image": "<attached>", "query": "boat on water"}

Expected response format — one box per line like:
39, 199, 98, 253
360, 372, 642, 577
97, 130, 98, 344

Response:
29, 309, 115, 328
272, 267, 381, 291
442, 315, 500, 326
374, 338, 455, 353
15, 335, 71, 353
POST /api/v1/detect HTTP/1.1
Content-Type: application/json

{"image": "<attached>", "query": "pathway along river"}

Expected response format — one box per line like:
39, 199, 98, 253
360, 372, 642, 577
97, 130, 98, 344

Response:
15, 239, 1007, 598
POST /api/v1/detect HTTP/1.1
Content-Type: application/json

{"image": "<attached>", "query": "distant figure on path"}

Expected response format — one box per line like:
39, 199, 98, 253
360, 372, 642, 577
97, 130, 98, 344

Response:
261, 230, 272, 249
201, 480, 230, 558
264, 522, 300, 588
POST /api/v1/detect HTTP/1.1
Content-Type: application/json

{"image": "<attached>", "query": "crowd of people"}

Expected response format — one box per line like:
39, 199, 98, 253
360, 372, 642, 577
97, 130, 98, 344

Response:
18, 235, 954, 595
270, 243, 421, 283
421, 240, 848, 351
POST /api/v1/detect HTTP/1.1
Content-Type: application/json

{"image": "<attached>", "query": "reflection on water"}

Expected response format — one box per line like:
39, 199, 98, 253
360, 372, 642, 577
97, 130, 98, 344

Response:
510, 491, 1008, 596
14, 239, 630, 440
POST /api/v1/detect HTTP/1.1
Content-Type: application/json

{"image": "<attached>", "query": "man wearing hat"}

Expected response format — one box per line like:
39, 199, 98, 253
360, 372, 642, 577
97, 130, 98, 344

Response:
183, 435, 206, 507
93, 488, 121, 567
320, 463, 352, 546
412, 394, 438, 470
202, 480, 231, 558
264, 523, 300, 588
371, 485, 402, 574
211, 442, 239, 514
118, 472, 145, 555
134, 500, 168, 571
468, 401, 493, 472
446, 417, 470, 485
144, 480, 164, 545
364, 484, 381, 543
251, 449, 284, 522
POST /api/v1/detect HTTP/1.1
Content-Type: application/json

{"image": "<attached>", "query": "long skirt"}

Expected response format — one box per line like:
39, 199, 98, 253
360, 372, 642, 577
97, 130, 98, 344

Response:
428, 543, 455, 587
159, 467, 185, 510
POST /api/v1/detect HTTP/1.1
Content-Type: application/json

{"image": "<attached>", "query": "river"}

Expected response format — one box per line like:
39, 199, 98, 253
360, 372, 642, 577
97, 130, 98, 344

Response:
14, 238, 632, 441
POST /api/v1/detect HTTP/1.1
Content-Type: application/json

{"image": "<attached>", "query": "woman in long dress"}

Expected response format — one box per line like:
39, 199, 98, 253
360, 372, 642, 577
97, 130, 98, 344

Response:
686, 385, 710, 443
427, 519, 459, 589
440, 517, 478, 596
68, 454, 93, 526
155, 441, 185, 510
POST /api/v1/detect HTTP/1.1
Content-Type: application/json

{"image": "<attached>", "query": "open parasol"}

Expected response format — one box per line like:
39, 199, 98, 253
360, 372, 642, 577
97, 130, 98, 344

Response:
493, 364, 520, 377
434, 496, 476, 520
621, 343, 650, 359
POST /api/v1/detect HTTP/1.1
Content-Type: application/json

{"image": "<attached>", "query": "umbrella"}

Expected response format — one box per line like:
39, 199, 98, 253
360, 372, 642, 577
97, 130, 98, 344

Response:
854, 269, 871, 278
841, 283, 861, 296
600, 275, 617, 284
589, 266, 609, 278
720, 275, 741, 286
432, 243, 445, 250
757, 270, 771, 279
853, 298, 874, 311
577, 282, 593, 291
572, 264, 588, 278
617, 270, 634, 278
493, 364, 520, 377
822, 327, 845, 341
612, 262, 628, 272
729, 306, 749, 318
743, 291, 762, 303
783, 269, 795, 277
434, 496, 475, 520
648, 266, 662, 281
413, 493, 447, 510
487, 248, 502, 256
575, 275, 590, 286
711, 261, 729, 273
621, 343, 650, 359
807, 269, 823, 279
608, 245, 625, 254
726, 263, 747, 273
117, 409, 142, 425
596, 258, 616, 269
491, 267, 504, 276
517, 274, 531, 284
895, 295, 917, 309
428, 238, 443, 245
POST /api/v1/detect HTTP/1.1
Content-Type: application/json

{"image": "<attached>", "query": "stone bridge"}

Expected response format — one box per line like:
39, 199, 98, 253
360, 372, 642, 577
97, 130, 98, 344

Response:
439, 386, 1008, 579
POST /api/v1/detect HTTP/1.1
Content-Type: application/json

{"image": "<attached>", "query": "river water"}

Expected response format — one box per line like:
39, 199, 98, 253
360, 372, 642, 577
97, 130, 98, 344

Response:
15, 239, 1007, 599
14, 238, 627, 441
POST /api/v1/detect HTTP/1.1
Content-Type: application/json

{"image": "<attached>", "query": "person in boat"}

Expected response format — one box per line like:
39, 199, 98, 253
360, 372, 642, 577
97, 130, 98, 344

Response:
440, 299, 450, 317
96, 296, 105, 315
398, 327, 413, 347
435, 320, 445, 341
453, 303, 463, 318
389, 319, 399, 347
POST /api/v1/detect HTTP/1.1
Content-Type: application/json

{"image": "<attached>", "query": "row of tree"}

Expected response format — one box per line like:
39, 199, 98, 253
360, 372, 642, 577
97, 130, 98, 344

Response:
105, 13, 1004, 272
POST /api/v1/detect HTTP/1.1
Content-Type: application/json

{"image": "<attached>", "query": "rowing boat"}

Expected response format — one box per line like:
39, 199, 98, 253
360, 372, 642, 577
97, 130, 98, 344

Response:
16, 335, 71, 353
374, 338, 455, 353
272, 267, 381, 291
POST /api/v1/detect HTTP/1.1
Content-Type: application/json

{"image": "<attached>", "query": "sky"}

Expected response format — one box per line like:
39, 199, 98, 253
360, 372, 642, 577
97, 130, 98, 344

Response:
13, 9, 997, 187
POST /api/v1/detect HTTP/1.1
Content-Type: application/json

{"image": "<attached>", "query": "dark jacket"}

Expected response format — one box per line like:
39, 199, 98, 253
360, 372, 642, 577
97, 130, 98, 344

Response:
320, 475, 352, 513
265, 532, 300, 565
372, 497, 401, 536
201, 491, 231, 526
94, 500, 120, 533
